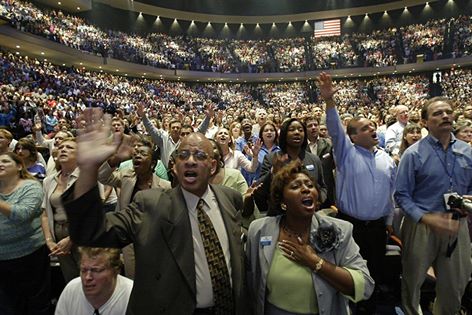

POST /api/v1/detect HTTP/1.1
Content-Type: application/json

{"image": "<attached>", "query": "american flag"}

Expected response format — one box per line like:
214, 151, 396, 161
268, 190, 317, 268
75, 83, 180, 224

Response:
314, 19, 341, 38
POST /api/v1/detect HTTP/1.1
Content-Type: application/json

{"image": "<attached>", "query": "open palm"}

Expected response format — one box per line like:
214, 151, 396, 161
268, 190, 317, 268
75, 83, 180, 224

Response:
76, 108, 122, 169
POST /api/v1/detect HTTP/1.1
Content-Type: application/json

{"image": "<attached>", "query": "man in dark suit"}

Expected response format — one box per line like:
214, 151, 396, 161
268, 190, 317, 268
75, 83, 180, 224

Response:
62, 108, 247, 315
304, 115, 336, 208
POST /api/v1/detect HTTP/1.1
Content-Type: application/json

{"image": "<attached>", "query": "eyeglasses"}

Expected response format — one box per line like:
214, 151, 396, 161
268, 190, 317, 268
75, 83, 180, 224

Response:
133, 149, 151, 157
176, 149, 208, 161
80, 267, 108, 275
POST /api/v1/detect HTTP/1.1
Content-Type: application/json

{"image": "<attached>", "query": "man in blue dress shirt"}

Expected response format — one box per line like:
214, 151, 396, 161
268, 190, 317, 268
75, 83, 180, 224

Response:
319, 72, 397, 315
395, 97, 472, 315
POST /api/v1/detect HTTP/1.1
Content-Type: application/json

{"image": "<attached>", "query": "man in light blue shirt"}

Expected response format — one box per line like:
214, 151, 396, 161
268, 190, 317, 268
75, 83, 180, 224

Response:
385, 105, 409, 156
395, 97, 472, 315
319, 72, 396, 315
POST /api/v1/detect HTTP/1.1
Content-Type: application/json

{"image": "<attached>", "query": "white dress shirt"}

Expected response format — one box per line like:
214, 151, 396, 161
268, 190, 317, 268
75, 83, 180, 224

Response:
181, 187, 232, 308
385, 121, 406, 155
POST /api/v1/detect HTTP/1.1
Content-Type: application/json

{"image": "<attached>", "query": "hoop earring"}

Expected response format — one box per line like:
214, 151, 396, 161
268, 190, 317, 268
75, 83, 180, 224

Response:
281, 203, 287, 211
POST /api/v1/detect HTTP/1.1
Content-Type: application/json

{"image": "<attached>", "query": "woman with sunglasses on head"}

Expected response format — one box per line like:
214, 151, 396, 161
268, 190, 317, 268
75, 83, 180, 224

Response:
246, 161, 374, 315
0, 152, 49, 315
215, 126, 262, 175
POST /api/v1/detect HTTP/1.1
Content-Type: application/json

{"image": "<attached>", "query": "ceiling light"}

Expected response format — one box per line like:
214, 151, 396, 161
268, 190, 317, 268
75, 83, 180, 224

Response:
77, 6, 80, 10
40, 52, 45, 55
57, 1, 61, 4
15, 45, 20, 48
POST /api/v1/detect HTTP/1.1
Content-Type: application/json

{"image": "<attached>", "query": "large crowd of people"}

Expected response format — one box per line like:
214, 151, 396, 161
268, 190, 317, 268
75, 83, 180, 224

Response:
1, 0, 471, 73
0, 40, 472, 313
0, 49, 448, 141
1, 1, 472, 314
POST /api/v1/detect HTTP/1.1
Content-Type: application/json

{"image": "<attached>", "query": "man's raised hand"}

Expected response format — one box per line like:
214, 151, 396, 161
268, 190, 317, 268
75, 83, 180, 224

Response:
317, 72, 339, 101
76, 108, 122, 170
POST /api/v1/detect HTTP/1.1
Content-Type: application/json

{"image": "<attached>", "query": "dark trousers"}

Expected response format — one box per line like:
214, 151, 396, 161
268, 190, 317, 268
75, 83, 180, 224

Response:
338, 212, 386, 315
0, 245, 51, 315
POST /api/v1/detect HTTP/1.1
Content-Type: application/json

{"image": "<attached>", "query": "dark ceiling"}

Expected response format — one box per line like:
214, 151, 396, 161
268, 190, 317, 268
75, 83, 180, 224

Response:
138, 0, 399, 16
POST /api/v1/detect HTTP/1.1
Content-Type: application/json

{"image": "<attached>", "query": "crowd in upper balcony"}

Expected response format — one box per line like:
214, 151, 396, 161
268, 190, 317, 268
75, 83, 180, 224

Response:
1, 0, 471, 74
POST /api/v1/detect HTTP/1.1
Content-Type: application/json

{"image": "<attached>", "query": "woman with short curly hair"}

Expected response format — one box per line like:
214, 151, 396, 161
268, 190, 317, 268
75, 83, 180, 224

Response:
246, 161, 374, 315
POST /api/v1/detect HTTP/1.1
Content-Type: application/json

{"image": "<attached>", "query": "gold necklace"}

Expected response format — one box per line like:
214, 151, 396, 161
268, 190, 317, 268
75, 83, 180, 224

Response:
282, 224, 307, 239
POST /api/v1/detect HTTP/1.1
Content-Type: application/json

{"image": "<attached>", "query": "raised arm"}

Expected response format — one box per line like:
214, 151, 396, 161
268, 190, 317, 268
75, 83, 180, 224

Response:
196, 103, 214, 134
318, 72, 351, 165
74, 108, 122, 199
137, 103, 165, 149
317, 72, 339, 111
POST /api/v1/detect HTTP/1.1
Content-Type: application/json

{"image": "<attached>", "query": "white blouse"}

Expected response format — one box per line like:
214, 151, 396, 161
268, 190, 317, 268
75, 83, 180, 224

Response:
223, 149, 258, 173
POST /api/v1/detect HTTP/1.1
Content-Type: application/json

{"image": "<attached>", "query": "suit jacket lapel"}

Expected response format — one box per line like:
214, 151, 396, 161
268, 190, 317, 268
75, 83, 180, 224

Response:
161, 188, 196, 296
211, 185, 243, 301
211, 186, 240, 253
261, 217, 280, 267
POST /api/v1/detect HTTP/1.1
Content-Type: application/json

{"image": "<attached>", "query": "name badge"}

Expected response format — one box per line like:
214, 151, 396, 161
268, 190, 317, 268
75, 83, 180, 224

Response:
260, 236, 272, 247
306, 164, 315, 171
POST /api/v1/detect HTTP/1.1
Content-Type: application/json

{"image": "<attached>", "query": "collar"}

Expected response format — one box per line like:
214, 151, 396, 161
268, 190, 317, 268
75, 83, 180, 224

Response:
354, 144, 378, 155
54, 167, 79, 181
181, 186, 212, 212
427, 133, 457, 148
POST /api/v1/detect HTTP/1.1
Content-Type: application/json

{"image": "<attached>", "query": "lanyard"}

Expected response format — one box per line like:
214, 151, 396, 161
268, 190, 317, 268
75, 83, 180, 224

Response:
430, 141, 456, 191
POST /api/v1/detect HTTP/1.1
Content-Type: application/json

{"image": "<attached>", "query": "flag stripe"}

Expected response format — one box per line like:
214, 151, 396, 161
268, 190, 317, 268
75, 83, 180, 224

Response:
314, 19, 341, 38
